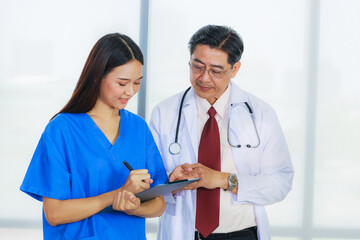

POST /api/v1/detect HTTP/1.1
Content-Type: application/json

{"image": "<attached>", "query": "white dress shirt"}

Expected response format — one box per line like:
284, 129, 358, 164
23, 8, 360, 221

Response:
195, 84, 256, 233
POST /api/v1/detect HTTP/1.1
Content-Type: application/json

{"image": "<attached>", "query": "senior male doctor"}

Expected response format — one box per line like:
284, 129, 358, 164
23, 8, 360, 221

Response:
149, 25, 294, 240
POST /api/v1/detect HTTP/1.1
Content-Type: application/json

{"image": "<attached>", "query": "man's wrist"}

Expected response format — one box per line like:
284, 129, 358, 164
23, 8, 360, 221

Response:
227, 173, 238, 192
221, 172, 230, 190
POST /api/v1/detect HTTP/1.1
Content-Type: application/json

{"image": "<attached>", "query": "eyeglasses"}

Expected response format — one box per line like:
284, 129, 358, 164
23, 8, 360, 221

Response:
188, 61, 232, 78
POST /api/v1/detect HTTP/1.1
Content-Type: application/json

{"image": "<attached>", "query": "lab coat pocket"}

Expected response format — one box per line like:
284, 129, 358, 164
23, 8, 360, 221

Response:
232, 147, 261, 175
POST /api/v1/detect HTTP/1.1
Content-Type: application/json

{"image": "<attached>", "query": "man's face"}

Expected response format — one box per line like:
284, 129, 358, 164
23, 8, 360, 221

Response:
189, 44, 241, 105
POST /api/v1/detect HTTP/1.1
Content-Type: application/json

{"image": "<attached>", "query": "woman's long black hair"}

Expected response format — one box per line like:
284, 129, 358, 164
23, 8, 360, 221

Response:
51, 33, 143, 120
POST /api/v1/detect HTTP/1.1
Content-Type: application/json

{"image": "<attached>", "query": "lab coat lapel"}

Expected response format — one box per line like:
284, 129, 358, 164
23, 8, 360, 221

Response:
228, 82, 248, 130
228, 82, 261, 174
229, 81, 248, 106
182, 88, 199, 161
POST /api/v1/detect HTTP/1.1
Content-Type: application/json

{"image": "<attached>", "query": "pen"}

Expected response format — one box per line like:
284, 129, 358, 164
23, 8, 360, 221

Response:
123, 161, 134, 171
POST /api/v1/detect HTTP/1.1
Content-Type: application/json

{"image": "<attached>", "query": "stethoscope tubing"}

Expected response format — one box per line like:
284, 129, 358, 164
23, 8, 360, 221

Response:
174, 86, 191, 143
228, 102, 260, 148
169, 87, 260, 155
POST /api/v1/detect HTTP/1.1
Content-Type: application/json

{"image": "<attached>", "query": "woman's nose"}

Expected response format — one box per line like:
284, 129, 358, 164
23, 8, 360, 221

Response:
125, 84, 135, 96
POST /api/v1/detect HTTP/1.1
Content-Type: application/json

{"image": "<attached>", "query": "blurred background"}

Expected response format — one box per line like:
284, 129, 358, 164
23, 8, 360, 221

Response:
0, 0, 359, 239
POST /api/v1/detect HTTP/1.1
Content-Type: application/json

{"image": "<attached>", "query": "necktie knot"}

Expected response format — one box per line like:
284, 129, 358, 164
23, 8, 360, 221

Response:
208, 107, 216, 118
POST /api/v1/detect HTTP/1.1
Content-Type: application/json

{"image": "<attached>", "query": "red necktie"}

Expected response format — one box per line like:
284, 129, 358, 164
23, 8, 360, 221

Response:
196, 106, 220, 238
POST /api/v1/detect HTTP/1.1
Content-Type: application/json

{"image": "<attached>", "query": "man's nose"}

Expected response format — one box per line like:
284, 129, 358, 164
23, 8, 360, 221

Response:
200, 70, 212, 82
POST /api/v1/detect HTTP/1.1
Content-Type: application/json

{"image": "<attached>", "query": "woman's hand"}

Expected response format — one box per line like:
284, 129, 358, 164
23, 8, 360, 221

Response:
122, 169, 153, 194
112, 190, 165, 217
112, 190, 141, 215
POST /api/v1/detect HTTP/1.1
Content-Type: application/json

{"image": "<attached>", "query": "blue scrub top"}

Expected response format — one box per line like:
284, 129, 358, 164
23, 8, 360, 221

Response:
20, 109, 168, 240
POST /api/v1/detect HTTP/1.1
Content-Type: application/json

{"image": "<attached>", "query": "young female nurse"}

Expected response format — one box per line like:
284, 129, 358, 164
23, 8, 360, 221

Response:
20, 33, 168, 240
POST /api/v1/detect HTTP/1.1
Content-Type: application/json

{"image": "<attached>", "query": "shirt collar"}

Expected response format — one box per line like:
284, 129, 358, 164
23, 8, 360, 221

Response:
195, 83, 231, 119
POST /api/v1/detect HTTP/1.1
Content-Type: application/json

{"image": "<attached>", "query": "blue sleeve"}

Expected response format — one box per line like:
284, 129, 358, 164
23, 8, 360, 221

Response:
145, 126, 168, 187
20, 122, 71, 201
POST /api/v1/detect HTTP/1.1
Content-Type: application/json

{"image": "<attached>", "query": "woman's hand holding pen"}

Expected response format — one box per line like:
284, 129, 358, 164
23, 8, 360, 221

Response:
112, 164, 165, 217
122, 169, 153, 194
112, 168, 152, 213
110, 161, 165, 218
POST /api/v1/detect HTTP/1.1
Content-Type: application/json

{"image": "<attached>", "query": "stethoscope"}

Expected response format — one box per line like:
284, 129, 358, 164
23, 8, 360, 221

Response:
168, 87, 261, 155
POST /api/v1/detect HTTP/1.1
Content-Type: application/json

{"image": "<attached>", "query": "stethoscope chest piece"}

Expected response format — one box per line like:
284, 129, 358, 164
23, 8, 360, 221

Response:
169, 142, 181, 155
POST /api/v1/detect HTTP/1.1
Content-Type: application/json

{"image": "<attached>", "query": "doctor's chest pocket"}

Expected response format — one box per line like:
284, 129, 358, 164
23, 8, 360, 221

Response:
231, 146, 262, 175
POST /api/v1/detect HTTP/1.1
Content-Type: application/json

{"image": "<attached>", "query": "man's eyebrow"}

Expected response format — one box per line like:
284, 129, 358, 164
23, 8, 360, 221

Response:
193, 58, 224, 69
193, 58, 205, 65
210, 64, 224, 69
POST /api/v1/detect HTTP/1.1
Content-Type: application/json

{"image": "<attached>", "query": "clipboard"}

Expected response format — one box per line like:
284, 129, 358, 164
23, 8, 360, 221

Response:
97, 178, 201, 214
135, 178, 200, 202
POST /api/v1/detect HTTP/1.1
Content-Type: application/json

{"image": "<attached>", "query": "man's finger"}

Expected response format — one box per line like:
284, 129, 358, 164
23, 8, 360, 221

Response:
182, 182, 198, 190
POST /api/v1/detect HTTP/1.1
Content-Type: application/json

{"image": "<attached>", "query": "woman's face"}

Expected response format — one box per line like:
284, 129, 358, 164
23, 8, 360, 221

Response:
99, 60, 143, 110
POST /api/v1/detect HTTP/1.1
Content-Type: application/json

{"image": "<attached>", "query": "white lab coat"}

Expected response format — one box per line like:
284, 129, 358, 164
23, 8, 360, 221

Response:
149, 82, 294, 240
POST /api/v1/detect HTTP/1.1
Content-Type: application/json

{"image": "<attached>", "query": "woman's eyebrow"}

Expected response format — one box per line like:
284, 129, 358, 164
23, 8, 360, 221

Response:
117, 76, 143, 81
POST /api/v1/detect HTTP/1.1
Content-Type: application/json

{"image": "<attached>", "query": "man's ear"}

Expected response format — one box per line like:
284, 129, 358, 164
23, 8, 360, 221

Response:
231, 61, 241, 78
